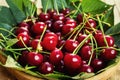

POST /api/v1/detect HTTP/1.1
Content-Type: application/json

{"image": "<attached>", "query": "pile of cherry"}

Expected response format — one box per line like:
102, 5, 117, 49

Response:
15, 8, 117, 76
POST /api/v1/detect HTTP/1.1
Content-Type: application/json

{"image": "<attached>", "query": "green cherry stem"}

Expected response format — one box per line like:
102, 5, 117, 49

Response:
73, 34, 92, 54
54, 0, 59, 14
60, 0, 65, 10
97, 15, 109, 47
45, 0, 49, 14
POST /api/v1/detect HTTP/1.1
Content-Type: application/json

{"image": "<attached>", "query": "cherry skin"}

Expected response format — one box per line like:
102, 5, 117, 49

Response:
91, 58, 104, 72
49, 49, 63, 65
17, 32, 30, 47
45, 20, 52, 29
64, 54, 82, 70
52, 20, 64, 32
76, 14, 83, 24
19, 22, 29, 29
53, 13, 65, 21
27, 52, 43, 66
32, 22, 46, 35
79, 45, 96, 60
30, 39, 42, 50
65, 18, 77, 27
85, 19, 97, 29
61, 8, 70, 15
15, 27, 29, 35
79, 64, 94, 73
64, 39, 79, 53
77, 33, 90, 45
100, 48, 117, 60
42, 36, 57, 51
47, 9, 57, 19
39, 12, 51, 22
39, 62, 54, 74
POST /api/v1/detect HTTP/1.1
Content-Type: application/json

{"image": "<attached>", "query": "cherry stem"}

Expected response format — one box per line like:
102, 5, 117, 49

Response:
97, 16, 109, 47
88, 36, 94, 65
60, 0, 65, 10
45, 0, 49, 14
54, 0, 59, 14
5, 47, 32, 51
73, 34, 92, 54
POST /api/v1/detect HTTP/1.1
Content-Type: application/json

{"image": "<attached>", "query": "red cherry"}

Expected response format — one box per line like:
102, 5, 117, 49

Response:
30, 39, 42, 50
77, 33, 90, 45
53, 13, 65, 21
50, 49, 63, 65
65, 18, 77, 27
79, 64, 94, 73
52, 20, 64, 32
44, 32, 58, 41
47, 9, 57, 19
61, 8, 70, 15
64, 39, 79, 52
32, 22, 46, 35
79, 45, 96, 60
39, 12, 50, 22
64, 54, 82, 70
17, 32, 30, 47
15, 27, 29, 35
76, 14, 83, 24
19, 22, 29, 29
45, 20, 52, 29
42, 36, 57, 51
100, 48, 117, 60
91, 58, 104, 72
39, 62, 54, 74
27, 52, 43, 66
85, 19, 97, 29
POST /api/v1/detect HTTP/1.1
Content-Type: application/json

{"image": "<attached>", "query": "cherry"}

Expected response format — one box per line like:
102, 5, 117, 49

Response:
57, 39, 66, 48
19, 22, 29, 29
54, 60, 64, 72
64, 54, 82, 70
64, 39, 79, 52
94, 30, 103, 42
79, 64, 94, 73
15, 27, 29, 35
30, 39, 42, 50
61, 8, 70, 15
77, 33, 90, 45
91, 58, 104, 72
65, 18, 77, 27
44, 32, 58, 41
42, 36, 57, 51
97, 35, 114, 47
47, 9, 57, 19
85, 19, 97, 29
39, 62, 54, 74
62, 24, 75, 35
79, 45, 96, 60
49, 49, 63, 65
32, 22, 46, 35
17, 32, 30, 47
53, 13, 65, 21
39, 12, 50, 22
100, 48, 117, 60
45, 20, 52, 29
52, 20, 64, 32
76, 14, 83, 24
27, 52, 43, 66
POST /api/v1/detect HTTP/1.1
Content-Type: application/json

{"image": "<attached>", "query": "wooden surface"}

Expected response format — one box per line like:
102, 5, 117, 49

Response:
0, 0, 120, 80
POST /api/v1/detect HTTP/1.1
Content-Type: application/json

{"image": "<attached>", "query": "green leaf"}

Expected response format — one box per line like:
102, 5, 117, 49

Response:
105, 23, 120, 47
0, 23, 12, 36
102, 7, 114, 26
81, 0, 112, 14
6, 38, 18, 48
0, 6, 16, 25
6, 0, 26, 23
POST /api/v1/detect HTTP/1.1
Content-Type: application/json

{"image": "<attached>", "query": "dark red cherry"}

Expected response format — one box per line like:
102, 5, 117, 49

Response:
42, 36, 57, 51
61, 8, 70, 15
62, 24, 75, 35
39, 62, 54, 74
64, 54, 82, 70
30, 39, 42, 50
91, 58, 104, 72
94, 30, 103, 42
100, 48, 117, 60
50, 49, 63, 65
57, 40, 66, 48
53, 13, 65, 21
52, 20, 64, 32
64, 39, 79, 52
15, 27, 29, 35
45, 20, 52, 29
97, 35, 114, 47
27, 52, 43, 66
39, 12, 50, 22
17, 32, 30, 47
85, 19, 97, 29
77, 33, 90, 45
54, 60, 64, 73
47, 9, 57, 18
32, 22, 46, 35
65, 18, 77, 27
79, 64, 94, 73
19, 22, 29, 29
77, 14, 83, 24
79, 45, 96, 60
